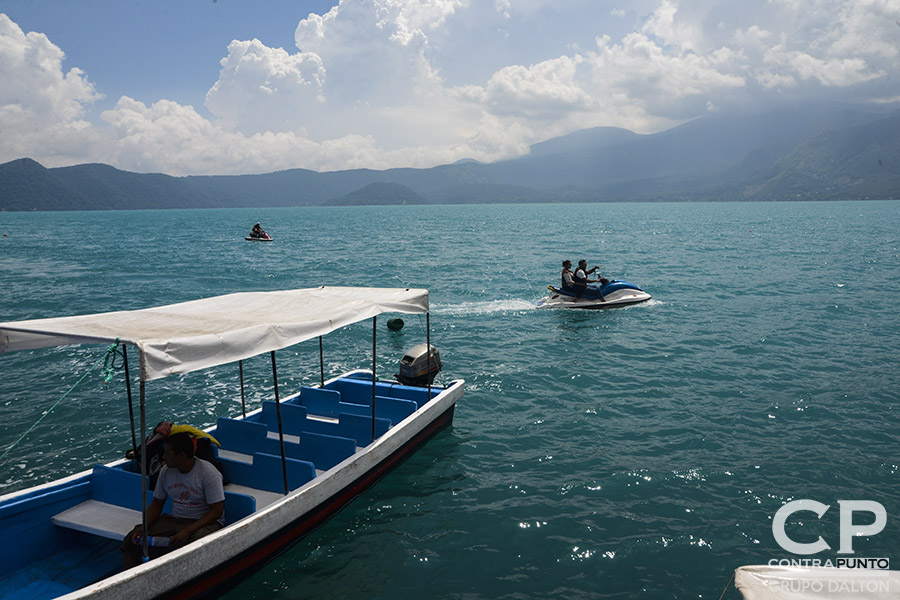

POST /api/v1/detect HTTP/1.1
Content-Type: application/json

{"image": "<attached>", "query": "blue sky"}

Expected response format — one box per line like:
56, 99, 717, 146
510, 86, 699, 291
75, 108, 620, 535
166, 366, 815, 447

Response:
1, 1, 336, 118
1, 0, 898, 176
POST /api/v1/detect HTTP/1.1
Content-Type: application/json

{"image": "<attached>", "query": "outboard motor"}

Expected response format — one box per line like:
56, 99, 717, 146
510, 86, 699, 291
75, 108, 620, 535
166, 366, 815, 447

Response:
396, 343, 442, 387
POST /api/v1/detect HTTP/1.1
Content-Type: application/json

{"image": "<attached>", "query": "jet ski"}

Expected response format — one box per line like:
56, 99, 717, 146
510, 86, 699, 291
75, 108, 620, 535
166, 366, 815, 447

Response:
536, 279, 651, 309
246, 222, 273, 241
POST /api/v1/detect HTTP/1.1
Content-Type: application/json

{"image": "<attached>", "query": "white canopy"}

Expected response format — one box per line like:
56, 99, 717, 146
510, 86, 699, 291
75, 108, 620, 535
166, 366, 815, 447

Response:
0, 287, 429, 381
735, 565, 899, 599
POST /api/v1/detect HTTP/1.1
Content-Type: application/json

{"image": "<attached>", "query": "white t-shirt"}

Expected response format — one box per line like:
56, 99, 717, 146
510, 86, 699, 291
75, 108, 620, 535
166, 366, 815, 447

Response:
575, 268, 586, 280
562, 270, 574, 286
154, 458, 225, 524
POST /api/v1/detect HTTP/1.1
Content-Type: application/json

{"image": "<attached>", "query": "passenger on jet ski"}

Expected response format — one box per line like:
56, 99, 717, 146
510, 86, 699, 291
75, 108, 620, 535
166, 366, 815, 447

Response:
561, 260, 576, 291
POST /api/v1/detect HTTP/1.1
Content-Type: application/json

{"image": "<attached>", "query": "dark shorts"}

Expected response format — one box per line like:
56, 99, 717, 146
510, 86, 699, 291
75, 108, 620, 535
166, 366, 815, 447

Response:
120, 513, 222, 559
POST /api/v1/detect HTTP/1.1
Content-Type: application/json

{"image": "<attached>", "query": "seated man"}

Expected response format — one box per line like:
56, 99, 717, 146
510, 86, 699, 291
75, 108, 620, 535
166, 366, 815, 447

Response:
572, 259, 604, 298
121, 432, 225, 568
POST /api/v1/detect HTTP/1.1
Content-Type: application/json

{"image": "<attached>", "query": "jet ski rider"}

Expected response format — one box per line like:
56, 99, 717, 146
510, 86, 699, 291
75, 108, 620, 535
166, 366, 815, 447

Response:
573, 260, 601, 289
572, 259, 610, 298
561, 260, 575, 290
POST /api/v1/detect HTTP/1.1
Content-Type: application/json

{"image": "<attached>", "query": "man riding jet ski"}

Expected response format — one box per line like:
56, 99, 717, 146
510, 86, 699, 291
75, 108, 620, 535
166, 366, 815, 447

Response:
538, 259, 650, 309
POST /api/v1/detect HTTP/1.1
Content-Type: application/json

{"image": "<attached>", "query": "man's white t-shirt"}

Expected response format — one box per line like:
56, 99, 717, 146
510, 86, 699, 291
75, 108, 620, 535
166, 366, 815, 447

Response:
154, 458, 225, 524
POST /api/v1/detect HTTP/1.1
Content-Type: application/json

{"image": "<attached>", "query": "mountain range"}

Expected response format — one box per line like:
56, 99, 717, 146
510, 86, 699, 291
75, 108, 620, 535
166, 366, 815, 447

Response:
1, 105, 897, 211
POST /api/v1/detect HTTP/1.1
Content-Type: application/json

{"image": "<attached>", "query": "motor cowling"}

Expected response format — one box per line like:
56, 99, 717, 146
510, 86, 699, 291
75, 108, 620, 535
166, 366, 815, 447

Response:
396, 343, 442, 387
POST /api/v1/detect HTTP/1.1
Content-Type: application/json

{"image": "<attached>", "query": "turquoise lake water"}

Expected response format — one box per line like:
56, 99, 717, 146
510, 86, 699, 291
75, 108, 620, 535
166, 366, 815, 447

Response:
0, 201, 898, 599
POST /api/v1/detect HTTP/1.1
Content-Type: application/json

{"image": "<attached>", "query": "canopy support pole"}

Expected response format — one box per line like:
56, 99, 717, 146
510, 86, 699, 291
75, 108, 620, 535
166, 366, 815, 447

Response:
426, 311, 432, 406
319, 336, 325, 387
139, 378, 148, 561
371, 317, 377, 443
123, 345, 137, 455
239, 360, 246, 419
270, 351, 289, 495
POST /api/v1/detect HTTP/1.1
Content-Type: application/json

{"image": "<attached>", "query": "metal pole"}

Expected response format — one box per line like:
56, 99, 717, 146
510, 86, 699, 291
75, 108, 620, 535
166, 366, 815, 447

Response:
270, 351, 289, 495
139, 378, 148, 561
371, 316, 377, 442
426, 311, 432, 405
319, 336, 324, 387
239, 360, 246, 419
123, 345, 137, 454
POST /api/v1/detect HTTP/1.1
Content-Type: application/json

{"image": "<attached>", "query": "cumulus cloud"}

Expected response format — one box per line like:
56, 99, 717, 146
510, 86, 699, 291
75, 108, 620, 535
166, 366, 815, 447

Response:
0, 14, 104, 165
205, 39, 325, 135
1, 0, 899, 175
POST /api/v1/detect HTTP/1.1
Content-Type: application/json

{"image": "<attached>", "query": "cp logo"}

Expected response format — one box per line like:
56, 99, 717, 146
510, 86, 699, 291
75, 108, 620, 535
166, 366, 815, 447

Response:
772, 499, 886, 555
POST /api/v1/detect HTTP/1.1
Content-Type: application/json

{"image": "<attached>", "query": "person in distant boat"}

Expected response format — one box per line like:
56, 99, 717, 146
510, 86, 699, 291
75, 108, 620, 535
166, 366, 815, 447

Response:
121, 432, 225, 568
250, 222, 265, 239
561, 260, 575, 290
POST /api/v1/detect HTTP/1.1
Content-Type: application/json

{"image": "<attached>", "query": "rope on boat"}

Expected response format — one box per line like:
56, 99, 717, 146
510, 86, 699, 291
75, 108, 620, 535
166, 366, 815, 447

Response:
102, 339, 127, 387
717, 570, 736, 600
0, 339, 121, 463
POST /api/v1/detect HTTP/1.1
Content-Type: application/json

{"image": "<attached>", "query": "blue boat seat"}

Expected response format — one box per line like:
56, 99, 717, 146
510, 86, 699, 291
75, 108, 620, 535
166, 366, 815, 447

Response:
294, 386, 417, 424
256, 401, 389, 446
215, 416, 356, 470
298, 412, 391, 446
377, 382, 438, 408
296, 387, 345, 417
255, 404, 389, 446
51, 465, 256, 541
92, 465, 254, 524
216, 452, 315, 495
328, 378, 437, 408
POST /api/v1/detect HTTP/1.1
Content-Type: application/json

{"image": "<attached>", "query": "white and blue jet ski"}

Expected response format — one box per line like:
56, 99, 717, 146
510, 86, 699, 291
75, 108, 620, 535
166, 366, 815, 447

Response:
537, 279, 651, 309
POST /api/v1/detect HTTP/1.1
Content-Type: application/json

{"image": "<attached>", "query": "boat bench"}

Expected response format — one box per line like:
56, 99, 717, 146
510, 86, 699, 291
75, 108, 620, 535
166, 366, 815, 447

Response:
377, 382, 439, 408
51, 465, 256, 541
216, 451, 315, 495
256, 401, 390, 447
329, 378, 437, 409
215, 416, 356, 471
296, 386, 418, 424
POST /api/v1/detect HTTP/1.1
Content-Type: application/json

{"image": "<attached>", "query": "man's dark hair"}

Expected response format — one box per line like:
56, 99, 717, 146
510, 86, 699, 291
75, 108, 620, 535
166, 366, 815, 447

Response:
166, 432, 195, 459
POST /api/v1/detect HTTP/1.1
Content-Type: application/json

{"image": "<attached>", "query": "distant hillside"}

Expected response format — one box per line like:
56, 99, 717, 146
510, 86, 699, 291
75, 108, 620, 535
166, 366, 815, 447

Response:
1, 106, 897, 211
325, 182, 429, 205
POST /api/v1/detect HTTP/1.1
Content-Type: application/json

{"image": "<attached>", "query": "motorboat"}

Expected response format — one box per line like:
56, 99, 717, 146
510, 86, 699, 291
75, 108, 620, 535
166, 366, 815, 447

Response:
536, 279, 651, 309
0, 287, 463, 600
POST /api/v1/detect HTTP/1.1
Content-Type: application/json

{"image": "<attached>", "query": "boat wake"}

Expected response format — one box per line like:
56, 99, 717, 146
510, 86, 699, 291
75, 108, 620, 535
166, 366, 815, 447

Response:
432, 299, 536, 316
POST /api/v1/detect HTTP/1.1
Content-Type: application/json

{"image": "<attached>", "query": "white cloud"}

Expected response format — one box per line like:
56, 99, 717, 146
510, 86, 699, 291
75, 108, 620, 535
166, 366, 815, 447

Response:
100, 96, 387, 175
2, 0, 899, 175
0, 14, 103, 165
205, 38, 325, 135
642, 0, 702, 51
475, 55, 593, 118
